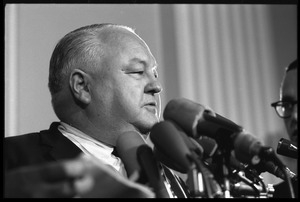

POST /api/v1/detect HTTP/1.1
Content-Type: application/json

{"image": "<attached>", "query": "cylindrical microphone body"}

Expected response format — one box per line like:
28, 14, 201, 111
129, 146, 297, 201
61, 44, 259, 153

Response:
116, 131, 148, 183
163, 98, 266, 166
150, 120, 193, 173
277, 138, 298, 159
196, 137, 218, 158
163, 98, 243, 139
137, 145, 170, 198
152, 121, 204, 173
163, 98, 211, 138
116, 131, 171, 198
233, 130, 264, 165
247, 160, 297, 180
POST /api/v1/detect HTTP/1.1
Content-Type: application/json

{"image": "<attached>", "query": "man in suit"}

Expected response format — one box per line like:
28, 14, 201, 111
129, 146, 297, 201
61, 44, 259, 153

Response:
4, 23, 188, 198
271, 59, 298, 198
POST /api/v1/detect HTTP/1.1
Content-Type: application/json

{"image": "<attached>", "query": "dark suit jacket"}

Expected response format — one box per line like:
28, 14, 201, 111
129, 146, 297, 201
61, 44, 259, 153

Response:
4, 122, 82, 171
4, 122, 190, 198
273, 178, 298, 198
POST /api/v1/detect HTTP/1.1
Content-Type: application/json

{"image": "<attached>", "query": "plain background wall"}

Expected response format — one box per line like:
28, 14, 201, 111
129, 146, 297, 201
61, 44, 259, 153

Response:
5, 4, 165, 136
5, 4, 297, 186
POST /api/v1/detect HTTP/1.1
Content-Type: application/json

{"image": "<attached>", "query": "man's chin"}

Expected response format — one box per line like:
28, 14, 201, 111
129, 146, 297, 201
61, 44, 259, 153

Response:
291, 130, 298, 146
137, 120, 159, 134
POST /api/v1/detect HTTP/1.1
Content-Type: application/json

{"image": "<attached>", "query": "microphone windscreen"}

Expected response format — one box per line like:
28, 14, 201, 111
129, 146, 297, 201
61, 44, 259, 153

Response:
195, 136, 218, 158
163, 98, 212, 138
137, 145, 170, 198
116, 131, 147, 182
150, 120, 192, 173
153, 147, 187, 173
233, 131, 263, 165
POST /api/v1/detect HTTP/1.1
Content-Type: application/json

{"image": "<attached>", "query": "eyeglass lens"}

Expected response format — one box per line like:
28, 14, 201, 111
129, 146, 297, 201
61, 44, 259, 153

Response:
275, 102, 297, 118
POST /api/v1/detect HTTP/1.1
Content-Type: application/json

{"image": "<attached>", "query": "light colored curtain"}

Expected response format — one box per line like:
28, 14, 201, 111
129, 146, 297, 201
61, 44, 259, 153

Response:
170, 4, 278, 140
5, 4, 19, 138
159, 4, 296, 185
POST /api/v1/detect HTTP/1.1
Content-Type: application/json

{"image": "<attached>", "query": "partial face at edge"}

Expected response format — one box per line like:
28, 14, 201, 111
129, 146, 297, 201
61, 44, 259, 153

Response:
281, 68, 298, 145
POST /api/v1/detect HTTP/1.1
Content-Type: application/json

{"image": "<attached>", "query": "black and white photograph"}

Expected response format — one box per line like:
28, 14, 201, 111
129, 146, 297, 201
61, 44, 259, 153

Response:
4, 2, 297, 198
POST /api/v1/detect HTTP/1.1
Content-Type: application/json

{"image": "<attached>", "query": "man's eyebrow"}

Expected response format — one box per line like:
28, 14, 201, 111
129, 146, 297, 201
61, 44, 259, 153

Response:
121, 58, 145, 72
129, 57, 145, 64
128, 57, 158, 69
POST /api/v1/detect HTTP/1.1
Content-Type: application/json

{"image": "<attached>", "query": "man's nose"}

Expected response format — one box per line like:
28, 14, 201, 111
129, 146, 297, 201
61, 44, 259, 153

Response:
145, 80, 163, 94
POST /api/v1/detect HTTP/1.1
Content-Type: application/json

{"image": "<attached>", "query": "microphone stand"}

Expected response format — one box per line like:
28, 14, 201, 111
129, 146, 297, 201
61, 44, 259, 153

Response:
209, 140, 235, 198
219, 148, 232, 198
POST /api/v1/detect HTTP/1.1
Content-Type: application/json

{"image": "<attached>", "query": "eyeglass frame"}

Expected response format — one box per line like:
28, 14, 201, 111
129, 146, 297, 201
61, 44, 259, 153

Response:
271, 100, 298, 119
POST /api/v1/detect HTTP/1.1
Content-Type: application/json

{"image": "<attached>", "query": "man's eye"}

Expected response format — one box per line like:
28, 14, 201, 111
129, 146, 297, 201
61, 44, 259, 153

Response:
131, 71, 144, 74
283, 103, 292, 108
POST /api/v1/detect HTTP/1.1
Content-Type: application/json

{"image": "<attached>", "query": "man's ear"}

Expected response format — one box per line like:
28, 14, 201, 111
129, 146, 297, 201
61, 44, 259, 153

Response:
69, 69, 91, 104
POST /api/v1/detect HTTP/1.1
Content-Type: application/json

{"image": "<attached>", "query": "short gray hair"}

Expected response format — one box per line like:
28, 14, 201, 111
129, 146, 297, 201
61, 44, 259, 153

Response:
48, 23, 136, 95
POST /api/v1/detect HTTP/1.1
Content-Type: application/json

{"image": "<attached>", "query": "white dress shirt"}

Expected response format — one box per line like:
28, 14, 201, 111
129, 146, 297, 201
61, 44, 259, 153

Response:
57, 122, 127, 177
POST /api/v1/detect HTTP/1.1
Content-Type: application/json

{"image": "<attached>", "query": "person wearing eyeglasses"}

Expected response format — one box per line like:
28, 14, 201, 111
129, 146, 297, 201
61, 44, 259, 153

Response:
271, 59, 298, 198
271, 59, 298, 146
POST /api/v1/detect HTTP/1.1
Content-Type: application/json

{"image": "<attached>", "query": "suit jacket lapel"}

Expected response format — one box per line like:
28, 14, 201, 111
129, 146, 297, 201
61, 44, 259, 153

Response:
50, 133, 82, 160
40, 122, 82, 161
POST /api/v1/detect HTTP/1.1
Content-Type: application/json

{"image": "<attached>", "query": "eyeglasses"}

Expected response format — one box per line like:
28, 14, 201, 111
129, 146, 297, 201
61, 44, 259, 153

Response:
271, 100, 298, 118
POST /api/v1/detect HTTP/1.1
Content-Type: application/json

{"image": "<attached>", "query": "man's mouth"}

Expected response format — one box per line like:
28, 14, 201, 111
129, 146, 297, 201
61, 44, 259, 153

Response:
144, 101, 157, 107
144, 102, 157, 113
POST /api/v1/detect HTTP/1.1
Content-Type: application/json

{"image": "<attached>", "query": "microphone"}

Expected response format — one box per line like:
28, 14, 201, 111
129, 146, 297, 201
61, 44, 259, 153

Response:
116, 131, 148, 183
243, 158, 296, 181
196, 137, 218, 158
150, 120, 223, 198
163, 98, 243, 140
277, 138, 298, 159
150, 120, 194, 173
163, 98, 273, 166
116, 131, 170, 198
136, 145, 171, 198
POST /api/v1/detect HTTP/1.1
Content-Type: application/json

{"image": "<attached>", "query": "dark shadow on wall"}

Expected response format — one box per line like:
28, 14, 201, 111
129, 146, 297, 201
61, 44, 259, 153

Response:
268, 5, 297, 85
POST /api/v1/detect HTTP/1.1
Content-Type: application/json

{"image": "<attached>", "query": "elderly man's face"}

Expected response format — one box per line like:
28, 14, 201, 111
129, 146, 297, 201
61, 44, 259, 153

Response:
281, 68, 298, 145
89, 28, 162, 139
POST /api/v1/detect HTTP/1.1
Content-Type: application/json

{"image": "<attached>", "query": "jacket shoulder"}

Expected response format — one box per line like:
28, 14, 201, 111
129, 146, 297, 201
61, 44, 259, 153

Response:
4, 122, 61, 171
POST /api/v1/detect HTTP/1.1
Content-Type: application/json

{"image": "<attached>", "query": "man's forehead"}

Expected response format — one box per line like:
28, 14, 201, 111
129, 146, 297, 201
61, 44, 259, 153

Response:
96, 26, 157, 67
284, 69, 297, 86
99, 27, 139, 44
281, 69, 297, 99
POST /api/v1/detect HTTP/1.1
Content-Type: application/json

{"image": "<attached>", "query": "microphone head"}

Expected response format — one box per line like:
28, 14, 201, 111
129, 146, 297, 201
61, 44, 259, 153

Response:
233, 130, 263, 165
153, 147, 187, 173
163, 98, 242, 140
277, 138, 298, 159
195, 136, 218, 158
153, 122, 205, 173
163, 98, 214, 138
150, 120, 193, 173
116, 131, 148, 181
